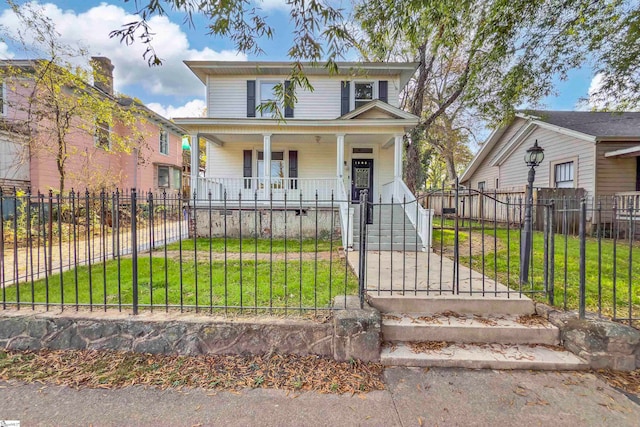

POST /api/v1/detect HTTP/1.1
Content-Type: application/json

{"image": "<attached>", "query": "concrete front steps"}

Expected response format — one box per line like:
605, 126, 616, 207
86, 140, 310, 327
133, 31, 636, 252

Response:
370, 294, 588, 371
353, 204, 424, 251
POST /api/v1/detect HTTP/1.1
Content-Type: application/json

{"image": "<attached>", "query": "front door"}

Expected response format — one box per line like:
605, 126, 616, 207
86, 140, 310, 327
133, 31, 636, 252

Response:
351, 159, 374, 223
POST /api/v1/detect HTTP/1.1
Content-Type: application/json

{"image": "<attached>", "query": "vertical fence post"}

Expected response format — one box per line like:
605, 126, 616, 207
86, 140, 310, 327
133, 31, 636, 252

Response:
131, 188, 139, 315
358, 189, 368, 308
453, 179, 460, 294
548, 200, 555, 306
543, 202, 549, 297
578, 198, 586, 319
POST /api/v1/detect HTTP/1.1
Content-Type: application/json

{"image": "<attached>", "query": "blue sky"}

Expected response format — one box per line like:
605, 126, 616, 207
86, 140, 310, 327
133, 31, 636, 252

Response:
0, 1, 598, 119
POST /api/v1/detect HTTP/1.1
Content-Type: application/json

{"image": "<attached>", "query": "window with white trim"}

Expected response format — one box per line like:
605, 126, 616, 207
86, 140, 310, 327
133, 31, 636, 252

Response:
159, 130, 169, 155
554, 161, 574, 188
478, 181, 486, 190
354, 82, 374, 109
257, 151, 285, 188
259, 81, 278, 118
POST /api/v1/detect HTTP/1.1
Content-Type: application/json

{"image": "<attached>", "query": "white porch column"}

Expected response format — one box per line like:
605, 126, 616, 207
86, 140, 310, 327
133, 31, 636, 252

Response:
393, 134, 403, 198
336, 133, 345, 178
263, 133, 272, 197
190, 133, 199, 197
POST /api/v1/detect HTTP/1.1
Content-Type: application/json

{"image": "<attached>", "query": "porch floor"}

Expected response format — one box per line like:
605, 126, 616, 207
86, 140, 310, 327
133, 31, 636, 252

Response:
346, 250, 527, 298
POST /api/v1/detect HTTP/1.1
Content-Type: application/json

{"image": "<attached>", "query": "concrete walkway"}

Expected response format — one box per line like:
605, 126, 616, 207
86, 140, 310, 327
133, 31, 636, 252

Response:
1, 367, 638, 426
347, 250, 523, 297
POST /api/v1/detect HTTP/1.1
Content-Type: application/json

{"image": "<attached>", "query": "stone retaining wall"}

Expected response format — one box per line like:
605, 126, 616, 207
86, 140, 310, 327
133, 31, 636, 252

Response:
193, 208, 341, 239
536, 304, 640, 371
0, 297, 381, 362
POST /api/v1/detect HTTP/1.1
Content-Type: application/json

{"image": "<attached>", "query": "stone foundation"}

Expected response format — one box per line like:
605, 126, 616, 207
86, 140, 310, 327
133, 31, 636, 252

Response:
193, 207, 341, 240
536, 304, 640, 371
0, 297, 380, 362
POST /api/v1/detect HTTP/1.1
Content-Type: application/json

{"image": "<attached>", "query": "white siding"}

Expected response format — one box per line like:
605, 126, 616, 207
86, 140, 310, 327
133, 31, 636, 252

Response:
467, 118, 527, 190
207, 139, 395, 201
206, 74, 402, 119
499, 127, 595, 197
206, 141, 337, 179
207, 76, 247, 118
595, 142, 638, 197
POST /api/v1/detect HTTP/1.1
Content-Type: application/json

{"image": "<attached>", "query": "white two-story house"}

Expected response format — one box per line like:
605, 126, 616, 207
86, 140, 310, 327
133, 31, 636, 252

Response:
175, 61, 431, 249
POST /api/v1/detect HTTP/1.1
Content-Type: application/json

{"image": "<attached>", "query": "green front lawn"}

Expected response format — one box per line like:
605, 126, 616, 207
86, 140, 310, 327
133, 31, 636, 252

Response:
454, 227, 640, 318
3, 257, 358, 312
164, 238, 340, 253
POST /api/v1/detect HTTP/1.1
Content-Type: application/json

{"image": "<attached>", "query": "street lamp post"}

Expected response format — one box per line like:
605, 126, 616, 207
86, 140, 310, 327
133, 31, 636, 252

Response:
520, 140, 544, 284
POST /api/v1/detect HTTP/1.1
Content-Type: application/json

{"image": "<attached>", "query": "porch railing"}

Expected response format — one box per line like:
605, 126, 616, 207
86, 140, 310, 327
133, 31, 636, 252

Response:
381, 178, 433, 250
336, 179, 354, 249
616, 192, 640, 220
196, 177, 339, 202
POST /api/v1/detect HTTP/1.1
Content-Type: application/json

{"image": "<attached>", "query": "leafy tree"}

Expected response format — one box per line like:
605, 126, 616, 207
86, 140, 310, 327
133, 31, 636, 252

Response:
0, 1, 148, 194
349, 0, 638, 191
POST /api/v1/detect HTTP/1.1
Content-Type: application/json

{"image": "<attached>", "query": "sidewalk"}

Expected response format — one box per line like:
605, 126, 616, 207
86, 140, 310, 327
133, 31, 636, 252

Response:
1, 367, 638, 426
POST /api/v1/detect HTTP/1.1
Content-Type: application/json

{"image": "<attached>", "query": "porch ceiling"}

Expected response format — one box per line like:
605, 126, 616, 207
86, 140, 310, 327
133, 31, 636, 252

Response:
199, 132, 395, 146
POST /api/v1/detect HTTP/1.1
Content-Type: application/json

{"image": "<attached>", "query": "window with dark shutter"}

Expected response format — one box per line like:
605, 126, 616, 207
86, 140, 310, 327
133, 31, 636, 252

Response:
247, 80, 256, 118
284, 80, 294, 118
341, 81, 350, 115
289, 150, 298, 189
243, 150, 252, 189
378, 80, 388, 103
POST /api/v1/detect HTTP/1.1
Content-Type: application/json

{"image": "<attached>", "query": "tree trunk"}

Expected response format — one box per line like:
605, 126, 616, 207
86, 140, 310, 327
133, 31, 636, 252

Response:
444, 154, 457, 185
404, 44, 428, 194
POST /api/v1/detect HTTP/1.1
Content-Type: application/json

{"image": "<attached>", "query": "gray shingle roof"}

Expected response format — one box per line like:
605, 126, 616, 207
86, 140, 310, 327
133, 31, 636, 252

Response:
522, 110, 640, 138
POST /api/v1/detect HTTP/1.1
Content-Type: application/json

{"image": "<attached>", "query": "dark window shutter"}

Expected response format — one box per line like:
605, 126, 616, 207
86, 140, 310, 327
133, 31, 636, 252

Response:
378, 80, 388, 103
289, 150, 298, 189
284, 80, 294, 118
247, 80, 256, 118
340, 81, 350, 115
243, 150, 252, 189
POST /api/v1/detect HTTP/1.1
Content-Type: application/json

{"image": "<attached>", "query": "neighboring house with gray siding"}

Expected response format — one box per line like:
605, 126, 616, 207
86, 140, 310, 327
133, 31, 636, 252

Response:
460, 111, 640, 205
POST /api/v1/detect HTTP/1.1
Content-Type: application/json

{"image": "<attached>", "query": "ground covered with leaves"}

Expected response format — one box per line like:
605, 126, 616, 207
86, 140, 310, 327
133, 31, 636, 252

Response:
596, 369, 640, 398
0, 350, 384, 394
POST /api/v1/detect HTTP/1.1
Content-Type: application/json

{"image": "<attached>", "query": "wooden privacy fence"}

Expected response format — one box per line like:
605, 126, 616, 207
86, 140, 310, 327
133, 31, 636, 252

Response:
421, 188, 526, 225
421, 187, 588, 231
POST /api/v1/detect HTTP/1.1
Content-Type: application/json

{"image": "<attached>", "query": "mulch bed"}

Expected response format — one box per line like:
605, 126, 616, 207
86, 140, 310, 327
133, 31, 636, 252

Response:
0, 349, 385, 394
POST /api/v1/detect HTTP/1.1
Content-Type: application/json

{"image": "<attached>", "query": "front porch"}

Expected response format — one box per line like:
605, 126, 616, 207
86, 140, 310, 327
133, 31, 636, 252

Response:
176, 102, 433, 250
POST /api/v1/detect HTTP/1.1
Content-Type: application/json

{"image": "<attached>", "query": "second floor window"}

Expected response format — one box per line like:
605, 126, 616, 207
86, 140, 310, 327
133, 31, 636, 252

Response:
159, 130, 169, 155
354, 82, 374, 108
260, 81, 278, 118
94, 121, 111, 150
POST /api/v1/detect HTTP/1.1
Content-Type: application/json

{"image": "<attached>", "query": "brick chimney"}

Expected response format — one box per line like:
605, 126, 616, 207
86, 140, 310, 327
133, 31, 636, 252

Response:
91, 56, 114, 96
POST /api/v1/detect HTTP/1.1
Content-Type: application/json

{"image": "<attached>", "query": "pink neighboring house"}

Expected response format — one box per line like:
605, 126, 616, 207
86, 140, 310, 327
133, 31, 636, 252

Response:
0, 57, 185, 195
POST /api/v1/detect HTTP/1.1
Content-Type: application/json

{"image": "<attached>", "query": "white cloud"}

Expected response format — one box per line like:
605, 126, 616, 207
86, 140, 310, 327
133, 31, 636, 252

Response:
255, 0, 290, 11
0, 2, 246, 98
0, 41, 14, 59
147, 99, 206, 119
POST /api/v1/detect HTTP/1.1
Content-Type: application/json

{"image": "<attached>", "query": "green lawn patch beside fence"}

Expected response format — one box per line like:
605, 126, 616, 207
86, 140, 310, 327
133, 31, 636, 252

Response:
3, 257, 358, 312
164, 238, 339, 254
458, 227, 639, 318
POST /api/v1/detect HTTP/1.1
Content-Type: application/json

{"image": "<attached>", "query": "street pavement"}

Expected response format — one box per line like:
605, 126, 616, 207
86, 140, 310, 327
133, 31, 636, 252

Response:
1, 367, 639, 426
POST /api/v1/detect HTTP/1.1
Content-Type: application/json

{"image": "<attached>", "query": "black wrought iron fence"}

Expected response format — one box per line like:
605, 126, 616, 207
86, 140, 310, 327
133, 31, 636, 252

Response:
360, 185, 638, 327
0, 188, 356, 315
